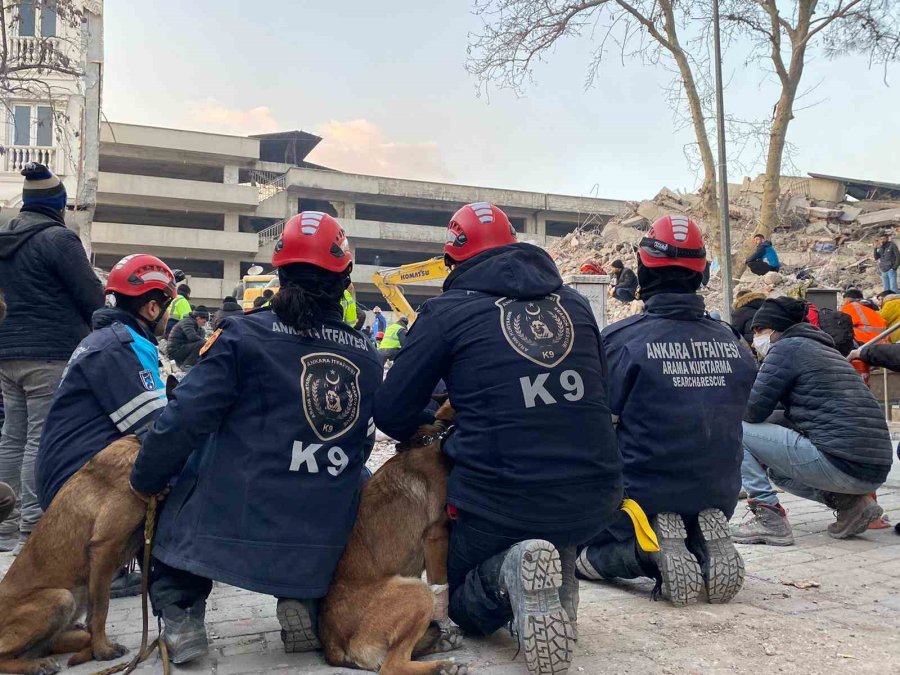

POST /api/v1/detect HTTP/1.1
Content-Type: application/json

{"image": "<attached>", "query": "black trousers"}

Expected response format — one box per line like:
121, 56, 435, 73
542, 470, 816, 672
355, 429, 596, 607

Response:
747, 260, 777, 276
447, 510, 603, 636
149, 556, 213, 614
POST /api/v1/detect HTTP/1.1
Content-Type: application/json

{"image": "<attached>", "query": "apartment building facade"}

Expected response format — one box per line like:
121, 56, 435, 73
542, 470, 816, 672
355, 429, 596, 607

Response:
89, 122, 629, 308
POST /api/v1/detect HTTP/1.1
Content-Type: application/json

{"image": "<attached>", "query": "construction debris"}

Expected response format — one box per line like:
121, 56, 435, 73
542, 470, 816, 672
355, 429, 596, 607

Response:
550, 175, 898, 323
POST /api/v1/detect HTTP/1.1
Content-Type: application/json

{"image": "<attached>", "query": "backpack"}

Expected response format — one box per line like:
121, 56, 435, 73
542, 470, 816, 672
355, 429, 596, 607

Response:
817, 307, 855, 356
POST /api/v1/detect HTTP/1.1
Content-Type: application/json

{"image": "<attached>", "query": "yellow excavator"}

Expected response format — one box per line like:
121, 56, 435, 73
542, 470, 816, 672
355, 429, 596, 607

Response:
371, 257, 450, 323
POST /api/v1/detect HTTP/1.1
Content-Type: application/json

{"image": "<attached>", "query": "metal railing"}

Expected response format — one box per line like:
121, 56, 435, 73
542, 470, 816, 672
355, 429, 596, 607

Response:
3, 146, 56, 172
247, 170, 287, 203
258, 219, 286, 244
8, 35, 67, 68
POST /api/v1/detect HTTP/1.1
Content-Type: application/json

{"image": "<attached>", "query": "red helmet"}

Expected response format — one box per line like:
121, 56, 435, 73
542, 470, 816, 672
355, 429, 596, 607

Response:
272, 212, 352, 273
444, 202, 517, 262
639, 215, 707, 273
106, 254, 177, 299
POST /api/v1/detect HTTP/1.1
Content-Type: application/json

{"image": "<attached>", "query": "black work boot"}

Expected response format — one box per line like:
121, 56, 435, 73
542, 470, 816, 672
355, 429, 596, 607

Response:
729, 500, 794, 546
500, 540, 574, 675
822, 492, 884, 539
653, 513, 703, 607
687, 510, 745, 604
110, 566, 142, 599
277, 598, 321, 652
557, 546, 579, 640
161, 601, 209, 664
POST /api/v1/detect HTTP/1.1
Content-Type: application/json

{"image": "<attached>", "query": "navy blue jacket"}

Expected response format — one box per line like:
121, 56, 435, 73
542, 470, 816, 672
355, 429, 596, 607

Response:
131, 307, 382, 599
0, 208, 104, 361
36, 309, 166, 509
375, 243, 624, 532
744, 323, 892, 482
602, 294, 757, 518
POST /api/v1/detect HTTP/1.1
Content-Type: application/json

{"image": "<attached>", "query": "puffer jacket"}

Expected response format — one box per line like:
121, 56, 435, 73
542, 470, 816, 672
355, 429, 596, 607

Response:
730, 292, 766, 345
167, 316, 206, 366
744, 323, 893, 483
0, 208, 104, 361
880, 296, 900, 343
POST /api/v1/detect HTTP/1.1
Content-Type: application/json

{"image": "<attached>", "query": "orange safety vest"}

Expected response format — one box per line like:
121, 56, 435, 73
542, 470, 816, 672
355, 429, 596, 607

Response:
841, 302, 887, 344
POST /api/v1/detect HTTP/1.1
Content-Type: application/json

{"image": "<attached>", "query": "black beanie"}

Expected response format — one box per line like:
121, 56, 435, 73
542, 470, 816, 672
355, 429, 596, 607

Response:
637, 260, 702, 300
750, 297, 808, 332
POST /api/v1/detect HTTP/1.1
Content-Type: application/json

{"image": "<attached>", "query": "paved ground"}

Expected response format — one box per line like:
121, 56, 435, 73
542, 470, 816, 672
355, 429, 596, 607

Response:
2, 465, 899, 674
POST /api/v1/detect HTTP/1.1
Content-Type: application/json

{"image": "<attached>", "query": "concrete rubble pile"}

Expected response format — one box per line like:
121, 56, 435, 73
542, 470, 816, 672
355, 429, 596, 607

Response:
550, 179, 899, 323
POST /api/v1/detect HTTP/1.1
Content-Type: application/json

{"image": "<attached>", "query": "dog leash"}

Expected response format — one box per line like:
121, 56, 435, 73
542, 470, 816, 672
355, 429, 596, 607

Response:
92, 496, 170, 675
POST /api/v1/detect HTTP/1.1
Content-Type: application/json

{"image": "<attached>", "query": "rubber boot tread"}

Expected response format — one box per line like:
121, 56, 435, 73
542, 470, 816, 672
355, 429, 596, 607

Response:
698, 508, 744, 604
654, 513, 702, 607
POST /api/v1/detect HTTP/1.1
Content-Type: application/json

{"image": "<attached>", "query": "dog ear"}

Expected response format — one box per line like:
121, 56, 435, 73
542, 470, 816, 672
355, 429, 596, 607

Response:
165, 374, 181, 401
431, 392, 449, 405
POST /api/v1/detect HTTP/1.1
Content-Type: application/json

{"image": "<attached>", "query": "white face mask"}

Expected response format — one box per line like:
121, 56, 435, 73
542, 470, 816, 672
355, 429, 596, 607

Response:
753, 334, 772, 358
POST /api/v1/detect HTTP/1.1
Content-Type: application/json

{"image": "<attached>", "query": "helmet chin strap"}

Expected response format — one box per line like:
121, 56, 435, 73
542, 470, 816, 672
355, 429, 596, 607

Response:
141, 297, 173, 335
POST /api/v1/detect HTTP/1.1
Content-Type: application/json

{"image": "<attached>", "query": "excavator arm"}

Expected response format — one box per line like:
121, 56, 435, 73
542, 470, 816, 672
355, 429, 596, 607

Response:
371, 257, 450, 323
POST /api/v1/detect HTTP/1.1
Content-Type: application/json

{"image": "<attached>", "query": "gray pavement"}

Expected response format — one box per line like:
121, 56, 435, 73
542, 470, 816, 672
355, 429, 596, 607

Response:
1, 488, 899, 674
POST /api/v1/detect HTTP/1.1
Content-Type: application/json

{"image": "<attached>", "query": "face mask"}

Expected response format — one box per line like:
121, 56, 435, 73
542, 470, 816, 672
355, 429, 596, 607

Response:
753, 334, 772, 358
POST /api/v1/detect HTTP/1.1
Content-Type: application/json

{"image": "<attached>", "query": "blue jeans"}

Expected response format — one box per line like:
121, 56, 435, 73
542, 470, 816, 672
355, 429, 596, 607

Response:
612, 287, 635, 303
881, 269, 898, 293
741, 422, 882, 507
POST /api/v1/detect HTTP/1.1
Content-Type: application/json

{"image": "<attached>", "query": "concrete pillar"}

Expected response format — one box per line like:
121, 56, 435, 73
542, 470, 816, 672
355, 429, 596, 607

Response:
224, 213, 239, 232
535, 213, 548, 236
223, 259, 241, 293
223, 165, 239, 185
523, 214, 538, 234
336, 201, 356, 219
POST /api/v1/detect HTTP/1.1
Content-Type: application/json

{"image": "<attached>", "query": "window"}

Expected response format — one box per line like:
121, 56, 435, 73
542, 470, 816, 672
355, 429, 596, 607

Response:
18, 0, 36, 37
36, 106, 52, 146
13, 106, 31, 146
41, 0, 57, 38
11, 104, 53, 146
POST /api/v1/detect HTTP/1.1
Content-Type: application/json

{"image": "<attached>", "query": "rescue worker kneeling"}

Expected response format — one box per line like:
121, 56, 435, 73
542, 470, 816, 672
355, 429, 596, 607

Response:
576, 216, 757, 606
375, 203, 624, 675
129, 212, 382, 664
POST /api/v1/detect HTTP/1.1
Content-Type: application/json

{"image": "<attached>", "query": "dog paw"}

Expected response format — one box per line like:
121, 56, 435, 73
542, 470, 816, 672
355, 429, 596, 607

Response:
433, 623, 464, 653
33, 658, 61, 675
93, 641, 129, 661
71, 621, 89, 632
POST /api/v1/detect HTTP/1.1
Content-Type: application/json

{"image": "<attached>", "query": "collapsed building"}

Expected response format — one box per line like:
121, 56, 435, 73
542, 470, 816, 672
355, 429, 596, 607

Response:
550, 173, 900, 324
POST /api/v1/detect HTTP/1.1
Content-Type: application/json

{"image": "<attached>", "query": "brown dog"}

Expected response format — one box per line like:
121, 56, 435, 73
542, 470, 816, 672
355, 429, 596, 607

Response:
0, 435, 146, 674
320, 401, 466, 675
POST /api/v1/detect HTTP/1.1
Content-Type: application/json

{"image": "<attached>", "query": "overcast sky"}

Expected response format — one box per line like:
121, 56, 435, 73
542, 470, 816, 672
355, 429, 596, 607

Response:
103, 0, 900, 201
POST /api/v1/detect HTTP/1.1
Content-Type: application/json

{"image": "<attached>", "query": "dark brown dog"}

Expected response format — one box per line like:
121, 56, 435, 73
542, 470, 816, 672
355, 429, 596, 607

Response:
320, 401, 466, 675
0, 436, 146, 674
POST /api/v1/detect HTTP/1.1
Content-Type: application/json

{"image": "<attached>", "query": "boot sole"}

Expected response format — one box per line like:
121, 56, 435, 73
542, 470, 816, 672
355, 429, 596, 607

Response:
516, 540, 574, 675
698, 509, 745, 604
828, 502, 884, 539
277, 600, 321, 652
654, 513, 702, 607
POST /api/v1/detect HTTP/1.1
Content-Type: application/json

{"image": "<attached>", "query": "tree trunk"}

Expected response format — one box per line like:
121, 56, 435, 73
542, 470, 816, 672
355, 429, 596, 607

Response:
658, 0, 720, 256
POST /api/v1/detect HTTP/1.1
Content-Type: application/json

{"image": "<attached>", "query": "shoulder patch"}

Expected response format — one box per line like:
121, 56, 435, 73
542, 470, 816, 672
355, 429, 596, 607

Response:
200, 328, 223, 356
139, 369, 157, 391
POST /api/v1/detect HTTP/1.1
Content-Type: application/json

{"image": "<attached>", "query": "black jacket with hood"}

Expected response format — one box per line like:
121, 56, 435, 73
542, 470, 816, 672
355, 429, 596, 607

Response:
0, 208, 104, 361
375, 243, 624, 532
731, 292, 767, 345
744, 323, 893, 482
214, 300, 243, 328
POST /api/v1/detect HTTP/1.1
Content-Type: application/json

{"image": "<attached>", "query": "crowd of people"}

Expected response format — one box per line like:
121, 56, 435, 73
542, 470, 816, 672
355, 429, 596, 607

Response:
0, 163, 897, 675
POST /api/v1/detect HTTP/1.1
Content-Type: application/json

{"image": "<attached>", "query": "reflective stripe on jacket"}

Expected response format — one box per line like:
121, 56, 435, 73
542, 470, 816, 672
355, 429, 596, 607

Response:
842, 301, 887, 344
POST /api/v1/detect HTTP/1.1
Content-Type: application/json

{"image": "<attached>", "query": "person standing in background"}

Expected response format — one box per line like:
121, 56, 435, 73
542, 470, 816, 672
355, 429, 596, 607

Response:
874, 232, 900, 293
0, 163, 104, 554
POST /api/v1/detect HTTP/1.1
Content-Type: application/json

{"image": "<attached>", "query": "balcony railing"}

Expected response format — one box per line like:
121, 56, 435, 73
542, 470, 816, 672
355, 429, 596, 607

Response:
247, 170, 287, 203
8, 35, 68, 69
258, 219, 286, 244
3, 146, 56, 173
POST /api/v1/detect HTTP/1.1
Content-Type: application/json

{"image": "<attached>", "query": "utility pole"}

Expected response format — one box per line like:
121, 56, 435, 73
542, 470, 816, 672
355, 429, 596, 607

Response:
713, 0, 733, 323
75, 1, 104, 256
